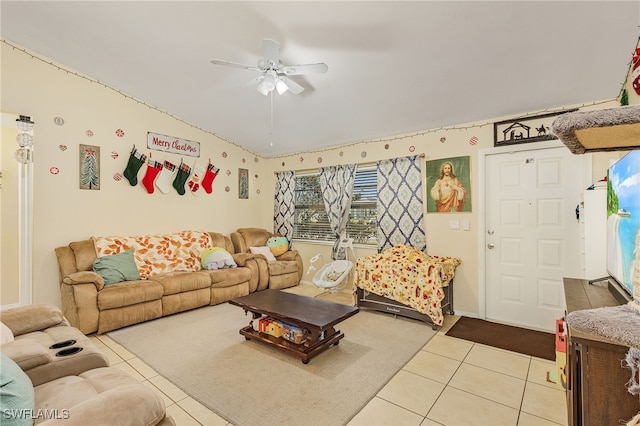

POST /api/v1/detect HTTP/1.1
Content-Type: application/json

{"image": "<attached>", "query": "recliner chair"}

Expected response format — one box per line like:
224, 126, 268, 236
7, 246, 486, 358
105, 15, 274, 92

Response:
230, 228, 303, 290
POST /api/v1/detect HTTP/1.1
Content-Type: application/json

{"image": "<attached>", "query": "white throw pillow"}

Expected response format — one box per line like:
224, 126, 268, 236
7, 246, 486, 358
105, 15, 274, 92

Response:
0, 322, 14, 344
249, 246, 277, 262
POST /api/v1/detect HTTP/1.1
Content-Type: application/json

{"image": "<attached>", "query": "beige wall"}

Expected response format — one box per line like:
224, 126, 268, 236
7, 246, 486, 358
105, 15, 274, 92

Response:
1, 114, 20, 306
1, 43, 272, 307
1, 39, 633, 317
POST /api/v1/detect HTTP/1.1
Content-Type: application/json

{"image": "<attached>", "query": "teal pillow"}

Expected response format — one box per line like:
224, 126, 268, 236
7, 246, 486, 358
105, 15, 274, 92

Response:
93, 249, 141, 285
0, 353, 35, 426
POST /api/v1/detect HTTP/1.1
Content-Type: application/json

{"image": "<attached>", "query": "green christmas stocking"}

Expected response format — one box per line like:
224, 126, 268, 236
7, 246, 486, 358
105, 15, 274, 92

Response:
172, 161, 192, 196
123, 146, 147, 186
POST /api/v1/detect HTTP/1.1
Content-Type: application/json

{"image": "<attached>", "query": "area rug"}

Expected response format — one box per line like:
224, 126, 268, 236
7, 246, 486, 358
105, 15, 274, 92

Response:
445, 316, 555, 361
108, 303, 437, 426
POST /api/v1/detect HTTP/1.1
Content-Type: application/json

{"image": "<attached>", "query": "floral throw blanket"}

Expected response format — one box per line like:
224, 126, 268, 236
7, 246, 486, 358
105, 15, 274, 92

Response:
354, 244, 461, 325
93, 231, 213, 278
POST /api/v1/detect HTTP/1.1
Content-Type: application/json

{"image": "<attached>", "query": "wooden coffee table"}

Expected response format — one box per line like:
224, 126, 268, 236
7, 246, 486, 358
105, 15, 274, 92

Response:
229, 289, 359, 363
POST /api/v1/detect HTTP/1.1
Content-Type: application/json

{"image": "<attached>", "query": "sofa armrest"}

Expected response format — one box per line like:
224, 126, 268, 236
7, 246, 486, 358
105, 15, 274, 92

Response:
276, 250, 299, 262
0, 304, 68, 336
62, 271, 105, 291
1, 339, 53, 370
231, 253, 256, 267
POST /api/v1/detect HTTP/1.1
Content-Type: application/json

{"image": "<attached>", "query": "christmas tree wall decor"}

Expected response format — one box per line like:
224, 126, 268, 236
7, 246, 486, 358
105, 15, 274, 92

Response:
79, 144, 100, 190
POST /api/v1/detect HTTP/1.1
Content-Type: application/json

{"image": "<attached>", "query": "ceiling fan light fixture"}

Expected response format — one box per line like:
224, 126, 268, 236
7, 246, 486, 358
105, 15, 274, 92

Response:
257, 71, 276, 95
275, 78, 289, 95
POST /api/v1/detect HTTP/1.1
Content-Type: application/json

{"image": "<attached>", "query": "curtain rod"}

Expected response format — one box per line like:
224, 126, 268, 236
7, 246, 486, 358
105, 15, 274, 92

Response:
274, 153, 425, 174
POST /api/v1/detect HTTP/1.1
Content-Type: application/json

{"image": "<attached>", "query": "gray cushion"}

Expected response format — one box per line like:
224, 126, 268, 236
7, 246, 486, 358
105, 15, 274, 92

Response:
93, 250, 141, 285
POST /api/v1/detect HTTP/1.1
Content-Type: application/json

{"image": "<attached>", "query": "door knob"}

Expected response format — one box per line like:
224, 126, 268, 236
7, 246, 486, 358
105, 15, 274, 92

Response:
487, 243, 495, 249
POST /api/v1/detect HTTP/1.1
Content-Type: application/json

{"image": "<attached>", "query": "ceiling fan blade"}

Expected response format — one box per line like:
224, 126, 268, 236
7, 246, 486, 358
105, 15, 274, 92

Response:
262, 39, 281, 68
281, 76, 305, 95
210, 59, 261, 72
281, 63, 328, 75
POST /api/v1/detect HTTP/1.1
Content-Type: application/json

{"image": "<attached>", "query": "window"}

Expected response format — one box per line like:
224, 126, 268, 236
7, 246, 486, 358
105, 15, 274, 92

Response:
293, 167, 377, 245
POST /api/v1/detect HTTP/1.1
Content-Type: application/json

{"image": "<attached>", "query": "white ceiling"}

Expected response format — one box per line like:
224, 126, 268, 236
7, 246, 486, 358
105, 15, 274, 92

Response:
2, 1, 639, 157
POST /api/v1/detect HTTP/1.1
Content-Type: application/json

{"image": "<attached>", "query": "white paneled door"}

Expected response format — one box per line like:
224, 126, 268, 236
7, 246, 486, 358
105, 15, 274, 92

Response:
485, 147, 584, 331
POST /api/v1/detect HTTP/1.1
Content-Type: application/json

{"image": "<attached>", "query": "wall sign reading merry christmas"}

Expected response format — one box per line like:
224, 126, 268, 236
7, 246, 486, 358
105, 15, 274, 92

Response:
147, 132, 200, 157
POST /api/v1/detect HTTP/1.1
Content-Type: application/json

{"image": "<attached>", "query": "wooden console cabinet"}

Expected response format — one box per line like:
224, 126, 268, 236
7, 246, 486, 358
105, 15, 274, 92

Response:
564, 277, 640, 425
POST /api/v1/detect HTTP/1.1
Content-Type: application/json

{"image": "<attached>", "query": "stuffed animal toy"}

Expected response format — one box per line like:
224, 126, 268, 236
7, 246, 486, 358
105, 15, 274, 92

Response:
266, 236, 289, 257
201, 247, 237, 270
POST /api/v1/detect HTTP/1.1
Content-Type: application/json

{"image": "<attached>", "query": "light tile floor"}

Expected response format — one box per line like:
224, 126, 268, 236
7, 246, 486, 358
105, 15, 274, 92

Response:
90, 284, 567, 426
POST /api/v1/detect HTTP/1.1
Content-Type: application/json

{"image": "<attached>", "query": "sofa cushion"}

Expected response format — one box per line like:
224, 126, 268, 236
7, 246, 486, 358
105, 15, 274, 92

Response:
205, 267, 252, 289
97, 280, 164, 310
267, 260, 300, 277
0, 353, 35, 426
33, 367, 167, 426
69, 239, 98, 272
0, 304, 67, 337
93, 250, 141, 285
249, 246, 276, 262
150, 271, 211, 296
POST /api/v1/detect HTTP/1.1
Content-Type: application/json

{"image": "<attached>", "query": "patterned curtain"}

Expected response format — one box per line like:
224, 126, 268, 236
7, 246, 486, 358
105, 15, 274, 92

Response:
273, 171, 296, 241
377, 155, 426, 252
320, 164, 357, 260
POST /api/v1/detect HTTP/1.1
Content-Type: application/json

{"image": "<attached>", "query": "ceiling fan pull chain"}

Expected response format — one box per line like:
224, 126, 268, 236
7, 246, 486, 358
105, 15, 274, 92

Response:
269, 90, 275, 136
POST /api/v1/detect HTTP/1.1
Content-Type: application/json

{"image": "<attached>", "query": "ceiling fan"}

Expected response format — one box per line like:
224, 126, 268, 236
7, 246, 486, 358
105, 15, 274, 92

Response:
210, 39, 328, 96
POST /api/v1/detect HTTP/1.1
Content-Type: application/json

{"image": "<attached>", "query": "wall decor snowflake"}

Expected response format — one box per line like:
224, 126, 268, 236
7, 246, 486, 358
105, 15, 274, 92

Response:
86, 130, 93, 137
115, 129, 124, 137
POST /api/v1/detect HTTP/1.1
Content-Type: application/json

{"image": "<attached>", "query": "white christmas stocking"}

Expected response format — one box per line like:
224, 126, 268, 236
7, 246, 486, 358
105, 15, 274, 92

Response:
155, 160, 177, 194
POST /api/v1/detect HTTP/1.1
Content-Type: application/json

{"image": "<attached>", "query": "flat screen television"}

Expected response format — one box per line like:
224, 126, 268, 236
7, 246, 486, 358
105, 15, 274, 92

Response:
606, 150, 640, 304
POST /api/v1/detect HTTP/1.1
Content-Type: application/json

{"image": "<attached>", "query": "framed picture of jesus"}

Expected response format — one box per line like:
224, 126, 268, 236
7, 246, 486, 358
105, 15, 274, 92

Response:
426, 156, 471, 213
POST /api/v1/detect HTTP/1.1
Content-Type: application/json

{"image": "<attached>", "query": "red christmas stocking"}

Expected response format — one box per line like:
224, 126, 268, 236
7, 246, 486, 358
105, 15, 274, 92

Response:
202, 162, 220, 194
632, 48, 640, 95
141, 158, 163, 194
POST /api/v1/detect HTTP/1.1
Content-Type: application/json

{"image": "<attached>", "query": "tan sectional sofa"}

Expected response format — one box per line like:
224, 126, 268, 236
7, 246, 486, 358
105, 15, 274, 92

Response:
55, 230, 302, 334
0, 304, 174, 426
